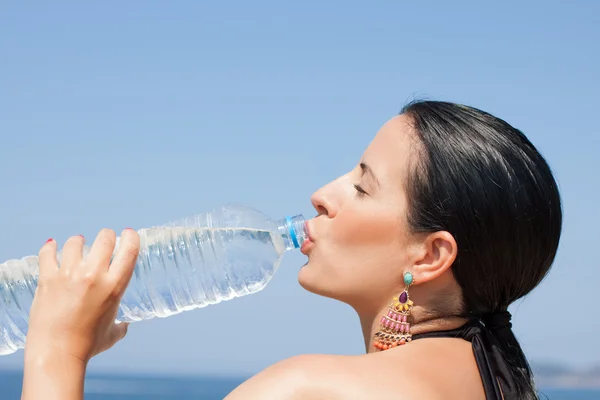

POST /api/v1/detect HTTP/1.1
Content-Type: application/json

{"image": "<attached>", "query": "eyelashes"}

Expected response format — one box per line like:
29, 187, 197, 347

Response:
354, 184, 368, 197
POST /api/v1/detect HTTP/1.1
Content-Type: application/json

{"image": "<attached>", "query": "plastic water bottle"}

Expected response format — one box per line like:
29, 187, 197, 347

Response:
0, 204, 308, 356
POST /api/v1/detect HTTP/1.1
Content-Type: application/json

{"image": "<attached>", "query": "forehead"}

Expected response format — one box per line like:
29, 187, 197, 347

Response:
362, 114, 415, 186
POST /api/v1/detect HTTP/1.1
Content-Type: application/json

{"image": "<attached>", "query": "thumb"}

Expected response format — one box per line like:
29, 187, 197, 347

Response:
94, 322, 129, 357
107, 322, 129, 349
114, 322, 129, 341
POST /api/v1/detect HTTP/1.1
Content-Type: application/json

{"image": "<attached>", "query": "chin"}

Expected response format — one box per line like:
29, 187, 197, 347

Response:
297, 261, 319, 292
297, 260, 345, 301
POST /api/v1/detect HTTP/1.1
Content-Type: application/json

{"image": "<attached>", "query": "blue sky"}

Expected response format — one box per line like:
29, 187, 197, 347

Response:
0, 1, 598, 376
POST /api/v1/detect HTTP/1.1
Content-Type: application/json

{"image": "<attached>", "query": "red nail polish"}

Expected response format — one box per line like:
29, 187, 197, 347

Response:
45, 238, 53, 243
79, 234, 84, 239
125, 227, 133, 230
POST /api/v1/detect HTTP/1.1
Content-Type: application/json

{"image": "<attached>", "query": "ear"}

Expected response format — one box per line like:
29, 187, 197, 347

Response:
411, 231, 457, 284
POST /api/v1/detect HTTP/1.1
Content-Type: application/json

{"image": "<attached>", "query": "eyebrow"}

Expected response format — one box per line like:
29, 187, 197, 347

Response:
360, 162, 380, 187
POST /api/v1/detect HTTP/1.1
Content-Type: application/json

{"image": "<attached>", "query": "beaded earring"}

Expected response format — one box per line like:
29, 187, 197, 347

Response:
372, 272, 414, 350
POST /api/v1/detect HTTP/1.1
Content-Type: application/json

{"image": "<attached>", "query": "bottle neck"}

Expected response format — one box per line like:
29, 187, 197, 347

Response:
278, 214, 307, 251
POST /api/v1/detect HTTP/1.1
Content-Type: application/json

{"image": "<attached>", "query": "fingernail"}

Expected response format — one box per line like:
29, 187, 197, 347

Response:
78, 234, 84, 239
45, 238, 53, 243
125, 227, 133, 230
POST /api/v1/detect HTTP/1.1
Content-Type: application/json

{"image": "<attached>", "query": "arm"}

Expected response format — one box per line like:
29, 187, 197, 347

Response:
21, 229, 140, 400
21, 351, 86, 400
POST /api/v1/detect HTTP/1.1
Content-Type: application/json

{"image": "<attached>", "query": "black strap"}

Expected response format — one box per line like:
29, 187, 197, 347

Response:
411, 315, 519, 400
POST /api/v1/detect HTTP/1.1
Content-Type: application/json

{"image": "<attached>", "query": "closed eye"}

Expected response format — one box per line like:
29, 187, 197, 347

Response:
354, 184, 368, 197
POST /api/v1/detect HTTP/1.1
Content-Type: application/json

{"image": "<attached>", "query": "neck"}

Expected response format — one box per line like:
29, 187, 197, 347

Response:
358, 307, 469, 353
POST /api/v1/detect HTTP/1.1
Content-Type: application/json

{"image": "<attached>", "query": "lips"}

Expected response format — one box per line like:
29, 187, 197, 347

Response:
300, 238, 314, 255
301, 221, 315, 255
305, 221, 314, 242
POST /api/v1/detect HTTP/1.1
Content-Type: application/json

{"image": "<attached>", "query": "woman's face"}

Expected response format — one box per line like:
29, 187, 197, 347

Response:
300, 115, 419, 311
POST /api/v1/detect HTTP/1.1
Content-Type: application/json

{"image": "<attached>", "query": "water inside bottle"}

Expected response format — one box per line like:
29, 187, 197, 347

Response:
0, 226, 287, 355
117, 226, 286, 322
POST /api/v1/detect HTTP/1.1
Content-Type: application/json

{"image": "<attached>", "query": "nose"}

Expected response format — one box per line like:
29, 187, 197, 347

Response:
310, 182, 338, 218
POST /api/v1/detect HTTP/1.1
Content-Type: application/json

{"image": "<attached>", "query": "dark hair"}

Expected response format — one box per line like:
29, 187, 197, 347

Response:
400, 100, 562, 398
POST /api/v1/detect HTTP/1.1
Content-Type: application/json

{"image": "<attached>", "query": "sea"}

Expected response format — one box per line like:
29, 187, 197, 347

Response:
0, 370, 598, 399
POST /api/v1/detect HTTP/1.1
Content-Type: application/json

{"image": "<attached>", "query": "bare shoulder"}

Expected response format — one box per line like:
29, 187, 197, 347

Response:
224, 352, 439, 400
224, 354, 364, 400
225, 340, 484, 400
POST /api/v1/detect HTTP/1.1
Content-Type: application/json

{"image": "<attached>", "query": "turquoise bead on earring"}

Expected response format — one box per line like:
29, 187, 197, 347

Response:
403, 272, 413, 286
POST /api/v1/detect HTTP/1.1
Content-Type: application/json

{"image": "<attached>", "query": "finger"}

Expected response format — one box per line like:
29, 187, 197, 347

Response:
38, 238, 59, 282
60, 234, 85, 274
87, 229, 117, 273
108, 229, 140, 292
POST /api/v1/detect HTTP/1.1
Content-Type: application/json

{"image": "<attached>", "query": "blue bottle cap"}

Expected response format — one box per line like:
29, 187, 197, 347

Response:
286, 216, 300, 248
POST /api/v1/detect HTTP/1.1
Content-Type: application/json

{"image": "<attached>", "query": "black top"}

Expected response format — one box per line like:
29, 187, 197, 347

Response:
411, 313, 523, 400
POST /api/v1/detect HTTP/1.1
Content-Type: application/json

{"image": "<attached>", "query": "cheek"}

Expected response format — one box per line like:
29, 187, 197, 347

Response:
322, 203, 410, 284
300, 205, 409, 303
333, 205, 402, 250
300, 179, 413, 298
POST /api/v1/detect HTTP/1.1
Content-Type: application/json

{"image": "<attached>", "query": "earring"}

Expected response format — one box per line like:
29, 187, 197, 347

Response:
373, 272, 414, 351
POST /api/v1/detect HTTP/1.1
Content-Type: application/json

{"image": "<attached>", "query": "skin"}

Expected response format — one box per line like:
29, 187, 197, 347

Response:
22, 229, 139, 400
22, 115, 486, 399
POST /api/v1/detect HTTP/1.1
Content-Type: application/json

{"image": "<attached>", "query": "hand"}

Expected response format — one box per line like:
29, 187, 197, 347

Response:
25, 228, 140, 364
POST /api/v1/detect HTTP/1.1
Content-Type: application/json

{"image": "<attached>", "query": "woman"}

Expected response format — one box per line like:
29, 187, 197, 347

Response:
21, 101, 561, 399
